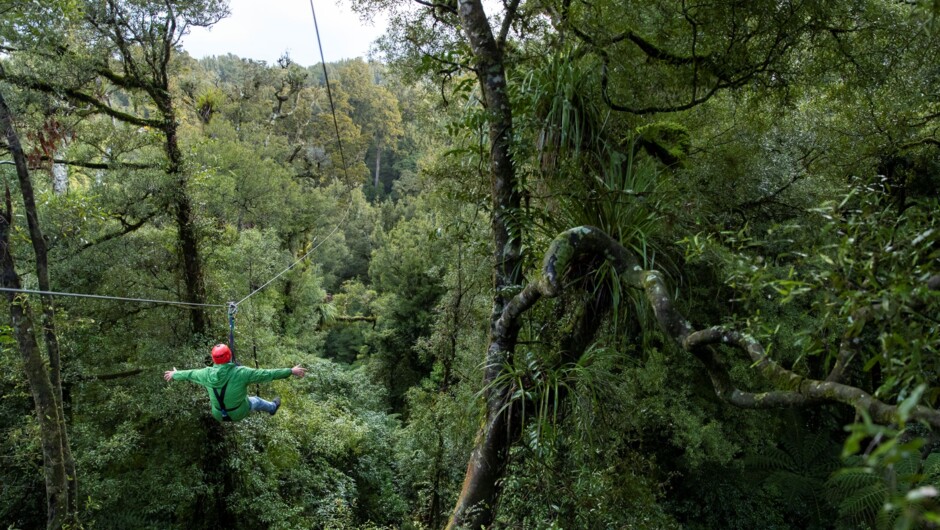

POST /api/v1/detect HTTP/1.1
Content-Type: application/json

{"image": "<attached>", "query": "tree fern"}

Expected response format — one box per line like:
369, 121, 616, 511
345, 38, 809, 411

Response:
828, 466, 886, 527
746, 424, 840, 527
922, 452, 940, 483
826, 451, 940, 529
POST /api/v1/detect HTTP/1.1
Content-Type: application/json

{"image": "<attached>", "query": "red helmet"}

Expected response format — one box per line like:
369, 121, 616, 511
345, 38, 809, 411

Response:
211, 344, 232, 364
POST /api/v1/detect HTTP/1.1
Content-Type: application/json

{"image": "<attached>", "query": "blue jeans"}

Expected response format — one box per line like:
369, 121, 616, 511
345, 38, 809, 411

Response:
248, 396, 277, 413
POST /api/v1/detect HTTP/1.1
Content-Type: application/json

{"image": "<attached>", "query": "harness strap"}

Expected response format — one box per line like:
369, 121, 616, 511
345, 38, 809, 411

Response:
211, 381, 244, 421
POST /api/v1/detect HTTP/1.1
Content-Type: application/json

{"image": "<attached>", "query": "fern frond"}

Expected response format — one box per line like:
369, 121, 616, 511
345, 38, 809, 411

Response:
838, 483, 888, 525
747, 446, 798, 472
873, 500, 898, 530
894, 455, 920, 478
766, 471, 825, 505
923, 452, 940, 484
828, 467, 880, 498
804, 432, 837, 470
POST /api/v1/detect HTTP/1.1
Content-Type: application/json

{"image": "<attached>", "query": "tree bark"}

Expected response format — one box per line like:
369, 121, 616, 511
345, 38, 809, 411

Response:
0, 221, 70, 530
448, 0, 523, 527
0, 86, 75, 529
374, 142, 382, 190
51, 145, 68, 195
450, 224, 940, 527
156, 84, 209, 336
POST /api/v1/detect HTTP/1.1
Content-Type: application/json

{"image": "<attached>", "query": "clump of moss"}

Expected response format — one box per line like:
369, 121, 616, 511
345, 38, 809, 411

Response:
634, 122, 691, 167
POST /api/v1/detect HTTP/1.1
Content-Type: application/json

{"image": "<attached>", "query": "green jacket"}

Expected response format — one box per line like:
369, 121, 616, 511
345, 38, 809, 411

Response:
173, 363, 292, 422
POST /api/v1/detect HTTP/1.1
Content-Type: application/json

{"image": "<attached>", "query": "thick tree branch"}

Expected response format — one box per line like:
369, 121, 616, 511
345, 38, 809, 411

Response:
44, 157, 159, 171
565, 21, 707, 66
687, 343, 811, 408
334, 315, 377, 323
513, 226, 940, 428
82, 368, 143, 381
0, 72, 162, 128
76, 210, 158, 253
685, 327, 940, 426
497, 0, 521, 48
900, 137, 940, 150
600, 53, 723, 115
413, 0, 457, 14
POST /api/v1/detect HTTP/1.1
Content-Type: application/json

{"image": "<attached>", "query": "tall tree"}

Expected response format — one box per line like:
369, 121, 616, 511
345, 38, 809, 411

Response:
337, 60, 404, 192
0, 86, 75, 530
82, 0, 228, 335
1, 0, 229, 335
358, 0, 940, 526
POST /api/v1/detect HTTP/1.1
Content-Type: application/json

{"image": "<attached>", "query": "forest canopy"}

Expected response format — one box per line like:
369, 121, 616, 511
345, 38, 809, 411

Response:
1, 0, 939, 529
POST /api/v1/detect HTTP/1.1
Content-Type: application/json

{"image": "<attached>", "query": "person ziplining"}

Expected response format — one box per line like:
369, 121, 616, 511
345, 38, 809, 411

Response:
3, 0, 347, 425
164, 344, 306, 422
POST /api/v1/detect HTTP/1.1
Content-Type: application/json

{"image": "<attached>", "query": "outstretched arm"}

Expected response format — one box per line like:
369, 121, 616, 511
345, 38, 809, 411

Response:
165, 367, 206, 383
245, 365, 295, 383
243, 364, 307, 383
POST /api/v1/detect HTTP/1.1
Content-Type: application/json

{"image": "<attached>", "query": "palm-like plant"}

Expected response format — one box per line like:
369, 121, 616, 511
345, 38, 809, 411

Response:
827, 452, 940, 529
747, 426, 840, 528
482, 47, 683, 448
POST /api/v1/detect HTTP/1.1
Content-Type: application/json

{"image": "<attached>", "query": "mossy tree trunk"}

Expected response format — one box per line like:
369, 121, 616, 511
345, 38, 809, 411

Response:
0, 87, 75, 530
447, 0, 525, 526
450, 223, 940, 526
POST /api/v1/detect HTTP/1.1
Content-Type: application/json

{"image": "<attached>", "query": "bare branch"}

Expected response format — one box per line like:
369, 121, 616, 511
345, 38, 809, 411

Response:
44, 157, 159, 171
600, 53, 723, 115
497, 0, 521, 48
566, 20, 707, 66
735, 172, 806, 211
76, 211, 158, 253
685, 327, 940, 427
0, 72, 162, 128
413, 0, 457, 14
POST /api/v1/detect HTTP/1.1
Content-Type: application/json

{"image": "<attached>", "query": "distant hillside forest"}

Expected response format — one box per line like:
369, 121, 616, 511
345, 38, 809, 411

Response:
2, 1, 940, 529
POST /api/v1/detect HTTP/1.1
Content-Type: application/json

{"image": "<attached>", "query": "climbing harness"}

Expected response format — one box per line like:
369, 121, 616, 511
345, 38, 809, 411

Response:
211, 381, 243, 422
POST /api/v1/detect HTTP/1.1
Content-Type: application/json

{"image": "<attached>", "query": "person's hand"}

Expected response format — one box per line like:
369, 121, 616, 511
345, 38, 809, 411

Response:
291, 364, 306, 378
164, 368, 177, 382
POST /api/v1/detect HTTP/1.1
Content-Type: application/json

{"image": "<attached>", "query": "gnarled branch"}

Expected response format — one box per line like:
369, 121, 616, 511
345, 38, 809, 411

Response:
451, 225, 940, 527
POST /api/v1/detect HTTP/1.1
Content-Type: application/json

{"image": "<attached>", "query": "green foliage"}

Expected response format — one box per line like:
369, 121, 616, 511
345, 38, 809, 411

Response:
744, 421, 841, 528
366, 201, 449, 407
635, 121, 691, 167
0, 328, 45, 529
6, 0, 940, 528
823, 389, 940, 529
680, 173, 940, 392
221, 359, 406, 529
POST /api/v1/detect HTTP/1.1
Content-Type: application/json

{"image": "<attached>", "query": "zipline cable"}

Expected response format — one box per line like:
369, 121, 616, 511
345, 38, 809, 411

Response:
229, 0, 356, 308
232, 205, 351, 307
0, 286, 226, 309
1, 2, 357, 324
309, 0, 351, 186
228, 302, 238, 363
